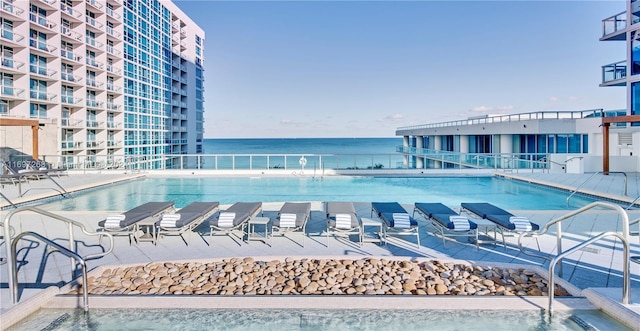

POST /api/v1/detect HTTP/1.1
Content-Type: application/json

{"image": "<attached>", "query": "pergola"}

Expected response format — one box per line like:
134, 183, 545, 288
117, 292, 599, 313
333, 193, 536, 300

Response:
0, 118, 40, 160
602, 115, 640, 175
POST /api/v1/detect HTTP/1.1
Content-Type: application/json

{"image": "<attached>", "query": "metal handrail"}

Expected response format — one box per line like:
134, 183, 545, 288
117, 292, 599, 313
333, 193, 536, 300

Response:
517, 201, 631, 312
566, 171, 627, 206
10, 231, 90, 311
3, 207, 114, 307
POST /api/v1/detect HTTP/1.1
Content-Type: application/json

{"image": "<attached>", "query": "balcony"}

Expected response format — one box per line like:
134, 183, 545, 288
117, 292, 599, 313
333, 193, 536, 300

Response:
30, 38, 58, 55
106, 26, 121, 38
61, 118, 83, 127
60, 26, 82, 41
61, 49, 82, 62
86, 99, 103, 108
61, 72, 83, 84
86, 16, 104, 30
86, 37, 104, 50
61, 141, 83, 150
106, 140, 120, 147
601, 60, 627, 87
29, 12, 57, 31
601, 11, 627, 41
106, 63, 122, 75
1, 28, 25, 44
1, 1, 25, 18
30, 91, 57, 102
86, 120, 103, 128
30, 65, 57, 78
107, 121, 122, 128
0, 57, 25, 73
37, 0, 56, 9
86, 78, 104, 88
60, 3, 82, 20
106, 7, 120, 19
0, 86, 25, 100
61, 95, 82, 105
107, 102, 121, 111
86, 140, 104, 148
106, 83, 122, 93
106, 45, 120, 56
86, 58, 104, 69
85, 0, 103, 10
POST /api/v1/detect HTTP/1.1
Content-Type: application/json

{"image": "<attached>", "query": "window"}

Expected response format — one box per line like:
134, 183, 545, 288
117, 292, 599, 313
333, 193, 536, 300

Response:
1, 73, 14, 96
30, 54, 48, 76
30, 103, 47, 118
30, 78, 47, 100
1, 18, 13, 40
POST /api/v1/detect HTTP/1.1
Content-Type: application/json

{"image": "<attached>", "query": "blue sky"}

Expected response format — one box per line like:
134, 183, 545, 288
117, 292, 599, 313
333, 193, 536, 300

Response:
175, 0, 626, 138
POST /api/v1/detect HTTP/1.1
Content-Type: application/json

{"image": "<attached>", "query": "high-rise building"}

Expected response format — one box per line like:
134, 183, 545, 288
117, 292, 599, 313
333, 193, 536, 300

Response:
0, 0, 205, 169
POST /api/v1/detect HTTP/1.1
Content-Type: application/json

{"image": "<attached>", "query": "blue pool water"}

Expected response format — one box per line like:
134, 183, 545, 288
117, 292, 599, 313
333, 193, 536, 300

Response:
8, 308, 631, 331
47, 176, 596, 211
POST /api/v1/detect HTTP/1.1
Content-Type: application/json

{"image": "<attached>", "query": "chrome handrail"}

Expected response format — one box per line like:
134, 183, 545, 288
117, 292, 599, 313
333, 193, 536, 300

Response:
517, 201, 631, 312
566, 171, 627, 206
3, 207, 114, 306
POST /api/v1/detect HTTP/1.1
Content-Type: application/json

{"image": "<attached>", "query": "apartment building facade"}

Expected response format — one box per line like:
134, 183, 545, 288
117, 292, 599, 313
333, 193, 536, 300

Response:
0, 0, 205, 169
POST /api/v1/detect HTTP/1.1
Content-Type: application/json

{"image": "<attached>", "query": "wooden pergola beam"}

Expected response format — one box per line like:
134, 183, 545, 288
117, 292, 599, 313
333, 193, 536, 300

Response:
601, 115, 640, 175
0, 118, 40, 160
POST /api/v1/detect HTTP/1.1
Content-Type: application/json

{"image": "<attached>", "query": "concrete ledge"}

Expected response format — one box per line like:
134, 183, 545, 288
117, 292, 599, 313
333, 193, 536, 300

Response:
582, 288, 640, 331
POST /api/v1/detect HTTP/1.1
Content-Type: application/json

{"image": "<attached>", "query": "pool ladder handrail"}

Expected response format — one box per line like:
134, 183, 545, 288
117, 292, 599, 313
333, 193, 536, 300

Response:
3, 206, 114, 311
517, 201, 632, 313
566, 171, 627, 207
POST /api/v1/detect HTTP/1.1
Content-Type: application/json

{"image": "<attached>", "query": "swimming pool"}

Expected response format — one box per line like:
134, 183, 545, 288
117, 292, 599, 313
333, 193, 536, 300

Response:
44, 176, 596, 211
8, 308, 631, 331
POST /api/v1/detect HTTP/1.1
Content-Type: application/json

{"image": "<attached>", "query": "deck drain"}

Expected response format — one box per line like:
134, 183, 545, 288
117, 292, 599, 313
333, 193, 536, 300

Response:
40, 313, 71, 331
579, 247, 600, 254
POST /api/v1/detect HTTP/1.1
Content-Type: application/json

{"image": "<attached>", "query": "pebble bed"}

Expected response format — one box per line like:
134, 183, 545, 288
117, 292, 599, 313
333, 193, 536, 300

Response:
74, 257, 570, 296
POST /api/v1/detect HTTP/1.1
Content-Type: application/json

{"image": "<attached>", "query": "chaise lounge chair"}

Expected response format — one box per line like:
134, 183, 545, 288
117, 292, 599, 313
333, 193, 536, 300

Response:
209, 202, 262, 245
414, 202, 478, 248
272, 202, 311, 247
460, 202, 540, 250
156, 201, 219, 245
371, 202, 420, 248
98, 201, 175, 244
2, 161, 47, 180
325, 201, 362, 246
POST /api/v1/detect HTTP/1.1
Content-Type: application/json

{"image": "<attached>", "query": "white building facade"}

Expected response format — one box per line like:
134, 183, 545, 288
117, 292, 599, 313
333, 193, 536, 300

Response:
0, 0, 205, 169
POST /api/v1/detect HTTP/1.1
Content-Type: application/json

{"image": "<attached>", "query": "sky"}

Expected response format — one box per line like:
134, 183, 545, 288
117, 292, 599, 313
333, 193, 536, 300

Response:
175, 0, 627, 138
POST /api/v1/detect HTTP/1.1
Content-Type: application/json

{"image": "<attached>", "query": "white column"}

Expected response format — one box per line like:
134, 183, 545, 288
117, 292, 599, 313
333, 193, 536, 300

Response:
500, 134, 513, 169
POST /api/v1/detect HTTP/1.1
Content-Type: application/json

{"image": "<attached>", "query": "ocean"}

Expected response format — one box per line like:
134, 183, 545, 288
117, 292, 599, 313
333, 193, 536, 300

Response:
203, 138, 401, 155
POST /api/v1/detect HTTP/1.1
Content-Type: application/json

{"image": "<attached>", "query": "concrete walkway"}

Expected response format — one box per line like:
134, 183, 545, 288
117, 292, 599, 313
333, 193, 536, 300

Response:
1, 171, 639, 329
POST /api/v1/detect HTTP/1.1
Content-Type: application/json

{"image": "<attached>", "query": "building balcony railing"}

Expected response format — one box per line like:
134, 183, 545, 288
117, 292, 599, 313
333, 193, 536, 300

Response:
106, 140, 120, 147
86, 78, 104, 88
106, 83, 122, 92
30, 91, 56, 101
1, 86, 25, 98
106, 45, 120, 55
0, 57, 25, 71
86, 16, 104, 29
86, 58, 104, 69
61, 118, 83, 127
106, 63, 122, 75
106, 7, 120, 19
30, 38, 57, 54
61, 95, 82, 105
85, 0, 103, 10
106, 26, 121, 38
601, 60, 627, 84
86, 37, 104, 50
61, 141, 83, 149
107, 121, 122, 128
61, 50, 82, 63
86, 99, 104, 108
107, 102, 122, 111
86, 120, 103, 128
61, 26, 82, 41
29, 65, 57, 77
1, 1, 25, 17
86, 141, 104, 148
37, 0, 56, 8
60, 3, 82, 19
61, 72, 82, 84
602, 11, 627, 39
1, 28, 25, 43
29, 12, 57, 31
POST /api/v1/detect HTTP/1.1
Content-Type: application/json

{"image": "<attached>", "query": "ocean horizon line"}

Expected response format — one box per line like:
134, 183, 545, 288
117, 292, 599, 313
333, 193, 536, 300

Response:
204, 137, 399, 140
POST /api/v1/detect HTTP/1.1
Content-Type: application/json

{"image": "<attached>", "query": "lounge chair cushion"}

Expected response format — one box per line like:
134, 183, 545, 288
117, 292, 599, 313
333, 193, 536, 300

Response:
105, 214, 125, 228
510, 216, 532, 232
449, 215, 470, 232
218, 212, 236, 228
279, 213, 297, 228
335, 214, 353, 229
160, 214, 181, 228
392, 213, 411, 229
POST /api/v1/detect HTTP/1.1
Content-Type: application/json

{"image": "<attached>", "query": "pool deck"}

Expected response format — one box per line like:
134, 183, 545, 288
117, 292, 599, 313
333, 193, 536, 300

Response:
1, 170, 639, 330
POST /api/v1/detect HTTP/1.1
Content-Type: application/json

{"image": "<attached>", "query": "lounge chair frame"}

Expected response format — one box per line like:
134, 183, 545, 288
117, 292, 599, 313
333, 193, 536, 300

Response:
325, 201, 362, 247
413, 203, 479, 249
371, 202, 420, 248
97, 201, 175, 245
156, 202, 219, 246
272, 202, 311, 247
209, 202, 262, 245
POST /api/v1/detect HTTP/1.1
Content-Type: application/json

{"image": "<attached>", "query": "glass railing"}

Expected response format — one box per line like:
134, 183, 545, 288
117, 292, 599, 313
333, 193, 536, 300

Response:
30, 38, 57, 53
86, 99, 103, 107
1, 28, 25, 42
60, 2, 82, 18
85, 0, 103, 10
602, 60, 627, 83
61, 49, 82, 62
1, 86, 25, 97
106, 26, 120, 37
61, 72, 82, 83
61, 95, 80, 104
395, 147, 550, 170
86, 58, 103, 69
86, 78, 104, 88
61, 141, 83, 149
61, 118, 83, 127
85, 37, 103, 49
30, 91, 56, 101
2, 1, 25, 16
86, 120, 103, 127
106, 7, 120, 19
30, 12, 57, 30
602, 11, 627, 37
0, 57, 24, 70
61, 26, 82, 41
29, 65, 57, 77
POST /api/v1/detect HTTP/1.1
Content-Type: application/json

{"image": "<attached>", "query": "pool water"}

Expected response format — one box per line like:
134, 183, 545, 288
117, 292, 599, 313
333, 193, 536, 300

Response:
8, 308, 631, 331
45, 176, 597, 211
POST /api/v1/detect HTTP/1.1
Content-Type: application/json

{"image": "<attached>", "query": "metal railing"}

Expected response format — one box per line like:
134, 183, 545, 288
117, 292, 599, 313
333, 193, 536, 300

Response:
4, 207, 114, 311
517, 202, 632, 313
566, 171, 627, 207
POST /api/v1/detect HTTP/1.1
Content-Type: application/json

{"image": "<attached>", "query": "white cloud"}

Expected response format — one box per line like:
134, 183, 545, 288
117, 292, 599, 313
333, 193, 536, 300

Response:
385, 113, 404, 121
549, 96, 559, 102
469, 105, 513, 113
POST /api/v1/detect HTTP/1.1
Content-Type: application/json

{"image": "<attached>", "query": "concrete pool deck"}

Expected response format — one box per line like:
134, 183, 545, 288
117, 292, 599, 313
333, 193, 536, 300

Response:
1, 170, 639, 329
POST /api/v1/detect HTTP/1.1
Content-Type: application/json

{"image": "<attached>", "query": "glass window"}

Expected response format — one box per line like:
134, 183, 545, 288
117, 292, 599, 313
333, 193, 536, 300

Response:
568, 134, 582, 153
582, 135, 588, 153
633, 31, 640, 75
556, 135, 568, 153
